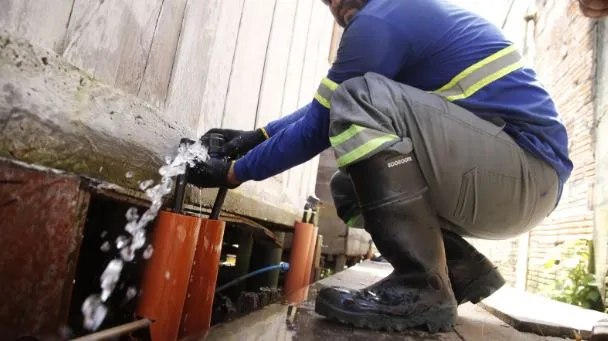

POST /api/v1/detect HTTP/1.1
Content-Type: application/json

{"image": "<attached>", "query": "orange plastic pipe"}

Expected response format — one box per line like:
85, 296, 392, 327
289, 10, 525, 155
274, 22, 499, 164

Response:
135, 210, 201, 341
179, 218, 226, 339
284, 221, 315, 305
301, 226, 319, 299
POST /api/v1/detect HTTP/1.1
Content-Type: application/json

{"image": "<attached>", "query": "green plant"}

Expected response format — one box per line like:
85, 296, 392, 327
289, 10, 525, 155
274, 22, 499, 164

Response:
540, 239, 604, 312
320, 267, 334, 280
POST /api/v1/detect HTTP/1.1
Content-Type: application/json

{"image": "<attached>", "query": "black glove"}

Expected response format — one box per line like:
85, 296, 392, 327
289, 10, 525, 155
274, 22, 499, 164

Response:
187, 157, 238, 189
200, 128, 267, 158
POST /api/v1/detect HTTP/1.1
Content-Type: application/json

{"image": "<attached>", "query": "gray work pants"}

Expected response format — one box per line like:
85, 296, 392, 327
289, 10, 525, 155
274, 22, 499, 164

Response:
328, 73, 559, 240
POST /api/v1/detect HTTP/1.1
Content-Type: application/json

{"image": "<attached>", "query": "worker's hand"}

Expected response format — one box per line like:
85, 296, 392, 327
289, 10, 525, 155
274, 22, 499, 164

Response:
187, 157, 241, 189
579, 0, 608, 18
200, 128, 268, 158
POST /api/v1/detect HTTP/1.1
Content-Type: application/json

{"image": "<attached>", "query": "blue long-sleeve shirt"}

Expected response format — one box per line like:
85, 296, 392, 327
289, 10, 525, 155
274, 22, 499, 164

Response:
234, 0, 572, 189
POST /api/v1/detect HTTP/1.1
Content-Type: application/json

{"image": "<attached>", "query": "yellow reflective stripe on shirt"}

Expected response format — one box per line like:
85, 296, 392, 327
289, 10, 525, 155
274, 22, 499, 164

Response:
315, 77, 340, 109
447, 60, 525, 101
432, 45, 523, 101
329, 124, 366, 146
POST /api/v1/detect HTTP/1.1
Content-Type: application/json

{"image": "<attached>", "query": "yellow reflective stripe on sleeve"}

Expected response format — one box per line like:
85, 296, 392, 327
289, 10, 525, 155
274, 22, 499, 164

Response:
315, 77, 340, 109
329, 124, 366, 146
432, 45, 523, 102
314, 92, 331, 109
260, 127, 270, 139
336, 134, 399, 167
322, 77, 339, 91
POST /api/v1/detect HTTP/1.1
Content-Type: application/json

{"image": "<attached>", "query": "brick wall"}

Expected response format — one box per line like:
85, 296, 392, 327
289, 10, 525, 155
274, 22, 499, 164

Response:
524, 0, 596, 293
594, 19, 608, 303
468, 237, 520, 287
468, 0, 597, 293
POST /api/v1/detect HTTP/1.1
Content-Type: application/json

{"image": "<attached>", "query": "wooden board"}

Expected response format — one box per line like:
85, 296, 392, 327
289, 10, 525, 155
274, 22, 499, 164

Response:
280, 0, 314, 116
0, 0, 74, 53
455, 303, 568, 341
205, 260, 568, 341
280, 0, 314, 196
289, 1, 332, 205
136, 0, 188, 107
113, 0, 165, 96
480, 286, 608, 339
222, 0, 277, 131
312, 261, 570, 341
163, 0, 221, 134
63, 0, 156, 89
254, 0, 298, 129
297, 0, 327, 109
196, 0, 245, 135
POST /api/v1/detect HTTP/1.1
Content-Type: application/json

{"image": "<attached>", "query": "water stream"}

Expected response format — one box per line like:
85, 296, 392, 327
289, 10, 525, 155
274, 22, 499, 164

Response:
82, 140, 209, 331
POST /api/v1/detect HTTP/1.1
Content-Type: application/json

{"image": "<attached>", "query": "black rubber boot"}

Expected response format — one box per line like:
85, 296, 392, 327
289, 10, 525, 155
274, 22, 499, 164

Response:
442, 229, 505, 304
329, 168, 504, 304
315, 151, 458, 332
367, 230, 506, 305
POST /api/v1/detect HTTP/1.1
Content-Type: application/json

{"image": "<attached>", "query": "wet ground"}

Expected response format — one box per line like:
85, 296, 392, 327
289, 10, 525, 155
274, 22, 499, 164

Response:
203, 261, 572, 341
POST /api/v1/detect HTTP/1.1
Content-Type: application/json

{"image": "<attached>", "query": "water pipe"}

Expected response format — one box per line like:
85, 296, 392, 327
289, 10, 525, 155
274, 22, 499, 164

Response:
215, 262, 290, 293
206, 133, 229, 220
172, 138, 195, 213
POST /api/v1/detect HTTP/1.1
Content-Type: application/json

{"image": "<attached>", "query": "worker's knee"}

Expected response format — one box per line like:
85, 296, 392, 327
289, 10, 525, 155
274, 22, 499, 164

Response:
332, 72, 394, 106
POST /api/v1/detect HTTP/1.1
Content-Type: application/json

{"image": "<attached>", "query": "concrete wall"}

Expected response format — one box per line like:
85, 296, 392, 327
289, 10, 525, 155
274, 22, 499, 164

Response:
0, 0, 334, 226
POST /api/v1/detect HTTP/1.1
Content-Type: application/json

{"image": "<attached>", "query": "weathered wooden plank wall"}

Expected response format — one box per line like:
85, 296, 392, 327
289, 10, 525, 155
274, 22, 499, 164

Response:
0, 0, 74, 52
255, 1, 298, 130
222, 0, 277, 131
280, 0, 315, 200
137, 0, 188, 107
164, 0, 222, 131
197, 0, 246, 133
0, 0, 335, 224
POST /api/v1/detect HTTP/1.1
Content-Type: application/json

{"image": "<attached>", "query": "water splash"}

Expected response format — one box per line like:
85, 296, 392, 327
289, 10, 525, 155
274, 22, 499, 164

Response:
81, 140, 209, 331
82, 295, 107, 331
125, 286, 138, 302
100, 259, 123, 301
143, 244, 154, 259
100, 241, 111, 252
139, 179, 154, 191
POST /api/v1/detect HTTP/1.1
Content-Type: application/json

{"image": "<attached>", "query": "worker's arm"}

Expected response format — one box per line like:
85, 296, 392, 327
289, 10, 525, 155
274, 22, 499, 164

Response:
263, 103, 311, 137
232, 14, 410, 182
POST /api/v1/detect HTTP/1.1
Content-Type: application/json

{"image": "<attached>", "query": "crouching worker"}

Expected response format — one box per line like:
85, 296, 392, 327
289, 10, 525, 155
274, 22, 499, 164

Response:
187, 0, 572, 333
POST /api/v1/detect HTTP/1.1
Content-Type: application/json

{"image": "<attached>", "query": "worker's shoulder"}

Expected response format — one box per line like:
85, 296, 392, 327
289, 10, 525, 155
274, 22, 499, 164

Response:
361, 0, 461, 19
357, 0, 489, 32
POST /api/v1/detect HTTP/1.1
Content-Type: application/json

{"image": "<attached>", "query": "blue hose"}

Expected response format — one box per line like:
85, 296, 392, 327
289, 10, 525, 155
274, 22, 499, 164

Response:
215, 262, 290, 293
